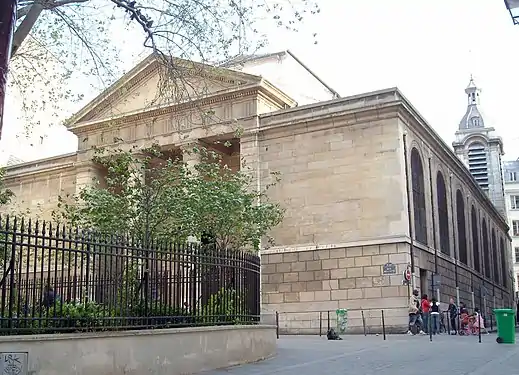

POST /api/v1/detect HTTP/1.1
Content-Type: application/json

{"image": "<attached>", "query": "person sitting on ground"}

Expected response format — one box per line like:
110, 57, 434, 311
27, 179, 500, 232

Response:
407, 289, 425, 335
459, 301, 469, 315
472, 308, 489, 335
327, 328, 342, 340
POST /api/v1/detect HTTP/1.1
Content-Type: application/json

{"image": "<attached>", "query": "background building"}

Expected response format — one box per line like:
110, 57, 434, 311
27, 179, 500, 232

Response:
503, 160, 519, 295
452, 77, 506, 218
504, 0, 519, 24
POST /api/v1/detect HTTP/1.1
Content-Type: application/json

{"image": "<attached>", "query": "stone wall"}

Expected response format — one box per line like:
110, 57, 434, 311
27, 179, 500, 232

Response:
262, 242, 411, 334
0, 325, 276, 375
2, 153, 78, 220
258, 112, 407, 247
415, 246, 510, 317
402, 119, 512, 295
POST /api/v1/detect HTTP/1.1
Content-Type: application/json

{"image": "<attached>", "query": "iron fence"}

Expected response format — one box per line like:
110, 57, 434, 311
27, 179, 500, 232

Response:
0, 215, 260, 335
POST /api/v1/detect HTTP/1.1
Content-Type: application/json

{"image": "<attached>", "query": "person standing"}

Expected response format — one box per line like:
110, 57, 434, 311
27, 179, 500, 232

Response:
447, 298, 458, 334
408, 289, 425, 335
421, 294, 430, 333
430, 297, 441, 335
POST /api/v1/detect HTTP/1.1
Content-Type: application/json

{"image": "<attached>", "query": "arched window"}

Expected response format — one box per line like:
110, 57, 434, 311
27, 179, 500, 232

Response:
456, 190, 468, 264
471, 206, 480, 272
482, 219, 491, 278
411, 148, 427, 245
491, 229, 499, 284
437, 172, 450, 256
500, 238, 508, 288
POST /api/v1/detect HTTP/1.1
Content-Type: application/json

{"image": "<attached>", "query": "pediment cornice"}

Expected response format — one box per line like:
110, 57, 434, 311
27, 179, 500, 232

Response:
68, 83, 265, 135
67, 55, 265, 127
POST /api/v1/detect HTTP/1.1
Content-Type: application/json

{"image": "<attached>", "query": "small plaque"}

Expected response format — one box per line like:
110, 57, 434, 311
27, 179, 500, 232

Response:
0, 352, 28, 375
432, 274, 441, 287
383, 263, 397, 275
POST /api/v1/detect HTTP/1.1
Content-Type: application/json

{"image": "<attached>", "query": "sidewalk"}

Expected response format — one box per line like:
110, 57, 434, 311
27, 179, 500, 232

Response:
207, 334, 519, 375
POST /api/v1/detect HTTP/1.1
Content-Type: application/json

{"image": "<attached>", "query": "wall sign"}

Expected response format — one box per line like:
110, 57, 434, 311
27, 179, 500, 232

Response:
0, 352, 28, 375
382, 262, 397, 275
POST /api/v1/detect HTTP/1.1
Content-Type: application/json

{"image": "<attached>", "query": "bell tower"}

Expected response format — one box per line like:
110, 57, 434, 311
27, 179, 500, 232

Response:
453, 76, 506, 217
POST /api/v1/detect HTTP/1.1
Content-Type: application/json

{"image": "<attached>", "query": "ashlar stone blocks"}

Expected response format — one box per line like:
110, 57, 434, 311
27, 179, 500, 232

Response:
262, 243, 411, 334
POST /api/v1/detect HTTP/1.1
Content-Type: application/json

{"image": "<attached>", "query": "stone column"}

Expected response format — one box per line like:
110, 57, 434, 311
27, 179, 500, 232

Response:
128, 154, 146, 188
240, 133, 261, 193
240, 131, 264, 318
180, 141, 202, 174
75, 161, 103, 197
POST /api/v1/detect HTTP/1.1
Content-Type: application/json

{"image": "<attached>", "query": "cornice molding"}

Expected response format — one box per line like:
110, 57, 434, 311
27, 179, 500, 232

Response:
258, 79, 297, 108
69, 84, 263, 135
68, 57, 264, 127
5, 163, 76, 181
253, 101, 401, 140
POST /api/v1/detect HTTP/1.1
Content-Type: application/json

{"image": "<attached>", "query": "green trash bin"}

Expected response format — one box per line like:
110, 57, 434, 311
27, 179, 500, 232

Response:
493, 308, 516, 344
336, 309, 348, 334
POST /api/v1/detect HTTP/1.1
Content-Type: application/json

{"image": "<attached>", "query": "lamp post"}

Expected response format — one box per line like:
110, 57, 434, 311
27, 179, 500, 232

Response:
505, 0, 519, 25
0, 0, 17, 140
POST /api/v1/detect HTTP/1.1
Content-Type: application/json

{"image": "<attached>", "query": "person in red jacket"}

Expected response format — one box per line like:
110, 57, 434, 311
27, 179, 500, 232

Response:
421, 294, 431, 333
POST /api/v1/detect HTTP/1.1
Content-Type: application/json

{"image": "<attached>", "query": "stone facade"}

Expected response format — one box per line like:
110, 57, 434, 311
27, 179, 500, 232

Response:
452, 78, 506, 218
3, 153, 77, 218
503, 160, 519, 294
262, 243, 410, 334
258, 90, 512, 333
1, 55, 514, 334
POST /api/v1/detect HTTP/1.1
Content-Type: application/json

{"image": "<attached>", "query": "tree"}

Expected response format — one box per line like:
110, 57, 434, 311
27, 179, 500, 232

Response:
3, 0, 320, 137
52, 143, 284, 251
0, 168, 14, 206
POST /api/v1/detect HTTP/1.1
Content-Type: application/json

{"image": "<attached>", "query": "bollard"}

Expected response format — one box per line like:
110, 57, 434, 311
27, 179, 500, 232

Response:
327, 310, 330, 332
381, 310, 386, 340
490, 314, 493, 331
276, 311, 279, 339
361, 310, 367, 336
319, 311, 322, 337
446, 311, 450, 335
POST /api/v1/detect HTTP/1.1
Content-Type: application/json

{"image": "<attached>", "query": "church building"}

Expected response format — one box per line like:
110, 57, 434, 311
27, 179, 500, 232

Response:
453, 77, 506, 218
2, 53, 513, 333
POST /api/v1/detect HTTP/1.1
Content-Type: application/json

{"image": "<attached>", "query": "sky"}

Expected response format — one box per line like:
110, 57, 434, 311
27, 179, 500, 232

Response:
2, 0, 519, 164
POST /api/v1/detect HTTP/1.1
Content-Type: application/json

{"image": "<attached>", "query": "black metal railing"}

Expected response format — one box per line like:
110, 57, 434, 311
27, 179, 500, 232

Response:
0, 215, 261, 335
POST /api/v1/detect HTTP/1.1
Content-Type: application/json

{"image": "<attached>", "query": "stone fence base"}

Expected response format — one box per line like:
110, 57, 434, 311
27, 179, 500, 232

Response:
0, 325, 277, 375
275, 309, 409, 335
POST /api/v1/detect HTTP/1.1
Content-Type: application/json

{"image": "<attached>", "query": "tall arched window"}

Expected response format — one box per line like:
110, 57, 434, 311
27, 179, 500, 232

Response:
491, 229, 499, 284
437, 172, 450, 255
482, 219, 491, 278
411, 148, 427, 245
456, 190, 468, 264
500, 238, 508, 288
471, 206, 480, 272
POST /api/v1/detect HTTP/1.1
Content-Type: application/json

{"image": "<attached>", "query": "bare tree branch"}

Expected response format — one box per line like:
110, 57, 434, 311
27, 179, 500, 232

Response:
7, 0, 320, 136
16, 0, 89, 20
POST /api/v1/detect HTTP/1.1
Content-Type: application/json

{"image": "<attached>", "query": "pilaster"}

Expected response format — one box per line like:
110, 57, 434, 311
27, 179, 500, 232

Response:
75, 161, 103, 196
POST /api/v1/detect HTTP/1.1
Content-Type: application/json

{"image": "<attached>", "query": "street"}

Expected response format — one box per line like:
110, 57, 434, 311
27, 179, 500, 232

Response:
207, 333, 518, 375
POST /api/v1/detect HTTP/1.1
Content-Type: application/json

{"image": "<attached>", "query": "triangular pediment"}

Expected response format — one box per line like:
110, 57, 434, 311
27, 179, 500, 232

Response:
67, 54, 263, 127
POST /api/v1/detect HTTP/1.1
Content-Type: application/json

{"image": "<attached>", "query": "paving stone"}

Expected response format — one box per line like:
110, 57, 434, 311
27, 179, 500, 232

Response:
206, 333, 519, 375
